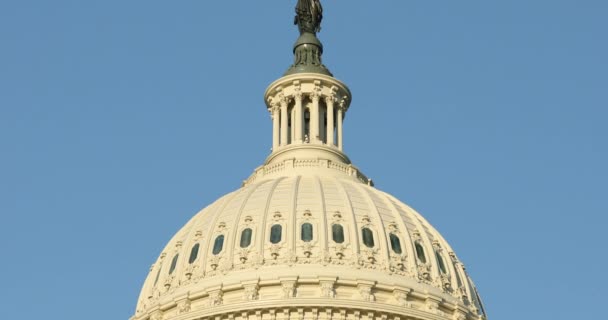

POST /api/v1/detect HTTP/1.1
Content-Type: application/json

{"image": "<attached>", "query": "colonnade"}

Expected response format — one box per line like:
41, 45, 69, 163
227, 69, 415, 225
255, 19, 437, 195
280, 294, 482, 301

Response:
270, 91, 345, 152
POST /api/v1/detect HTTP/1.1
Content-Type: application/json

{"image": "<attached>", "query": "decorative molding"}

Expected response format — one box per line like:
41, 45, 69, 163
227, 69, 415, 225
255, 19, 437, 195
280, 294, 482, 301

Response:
319, 278, 336, 298
393, 289, 411, 307
281, 281, 297, 298
149, 311, 162, 320
243, 284, 260, 301
177, 299, 191, 315
357, 283, 375, 302
208, 289, 224, 307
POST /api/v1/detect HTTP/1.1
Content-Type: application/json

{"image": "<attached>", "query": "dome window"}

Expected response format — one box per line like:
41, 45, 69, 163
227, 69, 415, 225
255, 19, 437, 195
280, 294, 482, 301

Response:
212, 235, 224, 255
301, 223, 313, 242
362, 228, 375, 248
169, 254, 179, 275
454, 265, 464, 287
436, 251, 447, 274
332, 224, 345, 243
415, 242, 427, 264
153, 267, 162, 286
389, 234, 402, 254
188, 243, 200, 264
270, 224, 282, 244
240, 228, 253, 248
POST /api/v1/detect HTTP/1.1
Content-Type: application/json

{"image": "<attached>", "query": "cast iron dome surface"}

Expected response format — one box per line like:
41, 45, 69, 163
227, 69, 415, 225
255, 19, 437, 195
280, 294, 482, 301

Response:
132, 2, 486, 320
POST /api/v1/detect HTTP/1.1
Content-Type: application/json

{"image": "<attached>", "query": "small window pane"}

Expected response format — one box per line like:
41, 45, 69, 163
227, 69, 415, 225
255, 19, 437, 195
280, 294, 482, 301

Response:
415, 242, 427, 264
389, 234, 402, 254
169, 254, 179, 274
301, 223, 313, 242
332, 224, 345, 243
188, 243, 200, 264
240, 228, 253, 248
436, 251, 447, 274
153, 267, 162, 285
454, 266, 464, 287
362, 228, 374, 248
270, 224, 282, 244
475, 288, 487, 315
212, 235, 224, 255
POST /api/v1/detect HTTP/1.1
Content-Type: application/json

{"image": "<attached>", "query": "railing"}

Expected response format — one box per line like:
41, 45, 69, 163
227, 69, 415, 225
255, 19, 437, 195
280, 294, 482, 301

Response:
242, 159, 370, 187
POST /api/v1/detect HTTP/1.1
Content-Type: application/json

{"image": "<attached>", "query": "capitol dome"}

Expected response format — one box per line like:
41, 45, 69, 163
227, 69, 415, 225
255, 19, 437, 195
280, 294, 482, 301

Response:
131, 3, 486, 320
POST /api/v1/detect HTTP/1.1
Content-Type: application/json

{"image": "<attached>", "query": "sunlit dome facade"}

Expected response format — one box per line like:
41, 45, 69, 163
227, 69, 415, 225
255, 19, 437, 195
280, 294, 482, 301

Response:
131, 2, 487, 320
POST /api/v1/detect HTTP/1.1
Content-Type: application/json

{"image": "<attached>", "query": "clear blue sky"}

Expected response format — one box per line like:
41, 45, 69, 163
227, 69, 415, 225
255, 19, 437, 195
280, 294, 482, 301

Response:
1, 1, 606, 319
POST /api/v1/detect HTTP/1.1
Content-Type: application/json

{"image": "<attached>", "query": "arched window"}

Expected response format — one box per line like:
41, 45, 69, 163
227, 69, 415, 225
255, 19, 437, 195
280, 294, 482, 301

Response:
332, 224, 345, 243
474, 288, 487, 315
240, 228, 253, 248
454, 265, 464, 288
389, 233, 402, 254
153, 267, 162, 286
169, 254, 179, 275
301, 223, 313, 242
270, 224, 282, 244
362, 228, 375, 248
188, 243, 200, 264
415, 242, 427, 264
436, 250, 447, 274
212, 235, 224, 255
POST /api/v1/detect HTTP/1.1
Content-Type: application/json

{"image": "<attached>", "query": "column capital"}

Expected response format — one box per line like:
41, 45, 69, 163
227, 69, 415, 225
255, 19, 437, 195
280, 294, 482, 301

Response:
324, 94, 336, 105
272, 103, 281, 113
338, 97, 349, 111
294, 88, 303, 100
310, 90, 322, 102
278, 93, 290, 106
268, 98, 280, 112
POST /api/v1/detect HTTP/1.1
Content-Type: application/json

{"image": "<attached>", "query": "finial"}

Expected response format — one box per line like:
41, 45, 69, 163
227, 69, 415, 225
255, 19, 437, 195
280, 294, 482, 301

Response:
285, 0, 332, 76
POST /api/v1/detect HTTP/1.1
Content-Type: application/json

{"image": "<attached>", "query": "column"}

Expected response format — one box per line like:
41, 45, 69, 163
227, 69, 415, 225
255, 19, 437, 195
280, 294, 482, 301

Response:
290, 105, 295, 143
272, 105, 280, 150
294, 90, 303, 142
280, 96, 289, 146
325, 95, 335, 146
310, 91, 320, 142
337, 106, 344, 150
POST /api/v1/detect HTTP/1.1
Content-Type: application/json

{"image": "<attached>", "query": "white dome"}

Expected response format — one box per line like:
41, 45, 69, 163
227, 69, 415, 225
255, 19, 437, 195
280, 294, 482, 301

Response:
132, 157, 486, 320
132, 5, 486, 319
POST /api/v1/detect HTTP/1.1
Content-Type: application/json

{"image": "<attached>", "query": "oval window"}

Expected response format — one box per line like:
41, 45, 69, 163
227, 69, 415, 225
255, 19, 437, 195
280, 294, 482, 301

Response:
270, 224, 282, 244
301, 223, 313, 242
389, 234, 402, 254
169, 254, 179, 275
362, 228, 374, 248
415, 242, 427, 264
436, 251, 447, 274
212, 235, 224, 255
188, 243, 200, 264
240, 228, 253, 248
332, 224, 345, 243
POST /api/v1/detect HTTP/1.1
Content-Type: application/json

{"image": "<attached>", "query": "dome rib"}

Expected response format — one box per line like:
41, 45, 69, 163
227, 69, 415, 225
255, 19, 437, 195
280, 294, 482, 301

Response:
288, 176, 302, 255
314, 175, 329, 252
334, 178, 361, 255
